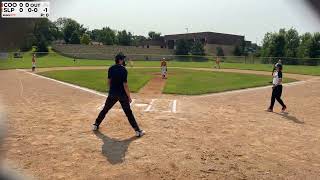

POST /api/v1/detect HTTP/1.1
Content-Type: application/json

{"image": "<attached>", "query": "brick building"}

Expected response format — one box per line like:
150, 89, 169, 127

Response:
144, 32, 246, 56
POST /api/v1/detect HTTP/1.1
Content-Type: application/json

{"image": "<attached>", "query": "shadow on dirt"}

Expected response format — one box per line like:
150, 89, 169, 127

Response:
274, 112, 305, 124
94, 131, 137, 164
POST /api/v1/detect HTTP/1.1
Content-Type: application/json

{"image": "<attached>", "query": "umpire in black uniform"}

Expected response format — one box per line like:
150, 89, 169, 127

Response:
92, 53, 145, 137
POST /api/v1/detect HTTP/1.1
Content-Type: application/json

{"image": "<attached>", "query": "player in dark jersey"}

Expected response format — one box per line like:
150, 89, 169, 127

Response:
92, 53, 145, 137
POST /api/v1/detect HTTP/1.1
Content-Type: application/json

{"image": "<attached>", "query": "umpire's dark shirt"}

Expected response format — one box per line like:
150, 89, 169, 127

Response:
108, 64, 128, 96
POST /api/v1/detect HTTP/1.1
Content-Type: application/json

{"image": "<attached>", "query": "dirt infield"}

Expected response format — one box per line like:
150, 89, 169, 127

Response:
138, 74, 167, 97
1, 68, 320, 179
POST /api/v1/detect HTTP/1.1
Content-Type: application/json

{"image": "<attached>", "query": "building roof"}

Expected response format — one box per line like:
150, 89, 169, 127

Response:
164, 32, 244, 39
164, 32, 245, 46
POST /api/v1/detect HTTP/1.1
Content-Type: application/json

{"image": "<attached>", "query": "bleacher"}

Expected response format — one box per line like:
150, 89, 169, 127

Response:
52, 44, 174, 60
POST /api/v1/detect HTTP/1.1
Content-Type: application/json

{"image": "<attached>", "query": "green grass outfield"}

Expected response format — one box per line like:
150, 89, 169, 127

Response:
38, 69, 155, 93
39, 69, 295, 95
1, 52, 319, 76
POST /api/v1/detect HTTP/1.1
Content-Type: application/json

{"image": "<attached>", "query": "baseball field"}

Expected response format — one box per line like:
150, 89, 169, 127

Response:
1, 52, 320, 179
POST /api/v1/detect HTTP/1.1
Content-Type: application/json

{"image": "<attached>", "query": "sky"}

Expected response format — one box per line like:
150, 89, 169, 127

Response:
50, 0, 320, 45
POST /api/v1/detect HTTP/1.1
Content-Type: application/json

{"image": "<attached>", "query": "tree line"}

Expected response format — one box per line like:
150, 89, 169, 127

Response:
20, 17, 320, 62
20, 18, 164, 52
260, 28, 320, 64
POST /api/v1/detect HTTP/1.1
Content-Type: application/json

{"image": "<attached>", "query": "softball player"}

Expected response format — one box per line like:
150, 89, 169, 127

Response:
161, 58, 167, 79
268, 63, 287, 112
214, 57, 221, 69
272, 59, 282, 75
32, 54, 36, 72
128, 57, 134, 68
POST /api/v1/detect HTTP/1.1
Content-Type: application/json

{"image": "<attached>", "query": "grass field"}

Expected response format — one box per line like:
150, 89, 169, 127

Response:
38, 69, 155, 93
39, 69, 295, 95
1, 52, 319, 76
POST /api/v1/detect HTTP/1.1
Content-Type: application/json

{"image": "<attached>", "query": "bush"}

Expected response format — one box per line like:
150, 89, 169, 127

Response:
20, 34, 36, 52
190, 40, 205, 56
36, 39, 49, 53
175, 39, 191, 55
80, 34, 91, 45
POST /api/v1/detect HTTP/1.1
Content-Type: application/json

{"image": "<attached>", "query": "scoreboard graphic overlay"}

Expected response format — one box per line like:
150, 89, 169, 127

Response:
1, 1, 50, 18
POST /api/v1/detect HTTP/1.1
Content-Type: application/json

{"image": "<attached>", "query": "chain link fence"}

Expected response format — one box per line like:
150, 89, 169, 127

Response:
3, 51, 320, 66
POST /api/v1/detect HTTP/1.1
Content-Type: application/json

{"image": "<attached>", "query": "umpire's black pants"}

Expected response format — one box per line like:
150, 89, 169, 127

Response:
95, 95, 141, 131
269, 85, 286, 110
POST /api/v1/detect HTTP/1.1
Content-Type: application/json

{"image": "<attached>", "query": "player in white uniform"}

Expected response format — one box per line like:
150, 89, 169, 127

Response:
161, 58, 167, 79
32, 54, 36, 72
268, 64, 287, 112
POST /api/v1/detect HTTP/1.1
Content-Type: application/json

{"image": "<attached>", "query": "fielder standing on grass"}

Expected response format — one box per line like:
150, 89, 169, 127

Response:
267, 63, 287, 112
92, 53, 145, 137
31, 54, 36, 72
214, 56, 221, 69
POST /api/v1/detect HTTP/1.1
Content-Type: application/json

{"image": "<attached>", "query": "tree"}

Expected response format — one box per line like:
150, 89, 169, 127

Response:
261, 32, 274, 57
310, 32, 320, 58
37, 38, 49, 53
89, 29, 101, 42
55, 18, 85, 44
298, 33, 313, 58
80, 33, 91, 45
285, 28, 300, 57
148, 31, 161, 40
98, 27, 117, 45
20, 33, 36, 51
70, 32, 80, 44
190, 40, 205, 56
261, 29, 288, 58
216, 47, 225, 57
175, 39, 190, 55
117, 30, 133, 46
272, 33, 286, 57
132, 35, 147, 46
33, 19, 56, 52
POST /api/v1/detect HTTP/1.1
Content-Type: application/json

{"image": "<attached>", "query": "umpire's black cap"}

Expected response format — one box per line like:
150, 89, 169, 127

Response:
115, 52, 126, 61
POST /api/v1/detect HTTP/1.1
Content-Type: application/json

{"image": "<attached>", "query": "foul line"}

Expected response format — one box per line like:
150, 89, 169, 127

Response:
196, 80, 311, 98
17, 69, 177, 113
17, 69, 108, 98
172, 100, 177, 113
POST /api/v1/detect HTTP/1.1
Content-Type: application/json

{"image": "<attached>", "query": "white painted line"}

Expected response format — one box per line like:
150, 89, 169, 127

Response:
197, 80, 310, 98
17, 69, 108, 98
135, 104, 149, 107
130, 99, 135, 106
172, 100, 177, 113
144, 99, 156, 112
17, 70, 182, 114
97, 104, 104, 110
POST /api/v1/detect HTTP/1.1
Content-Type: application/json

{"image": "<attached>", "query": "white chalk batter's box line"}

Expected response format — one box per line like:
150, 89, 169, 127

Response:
17, 69, 178, 113
97, 99, 177, 113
